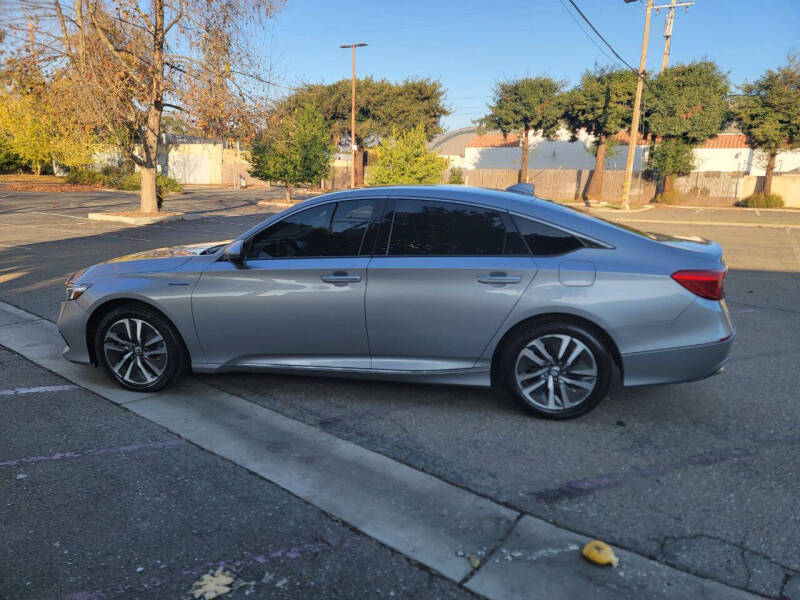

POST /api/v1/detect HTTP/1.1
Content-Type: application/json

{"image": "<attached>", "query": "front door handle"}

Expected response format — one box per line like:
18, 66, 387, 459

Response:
321, 272, 362, 285
476, 272, 522, 285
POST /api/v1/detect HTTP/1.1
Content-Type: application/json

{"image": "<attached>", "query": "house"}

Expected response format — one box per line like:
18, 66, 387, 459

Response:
445, 127, 800, 176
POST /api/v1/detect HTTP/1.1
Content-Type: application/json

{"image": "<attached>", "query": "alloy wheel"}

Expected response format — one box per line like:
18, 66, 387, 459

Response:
103, 318, 168, 386
514, 334, 598, 411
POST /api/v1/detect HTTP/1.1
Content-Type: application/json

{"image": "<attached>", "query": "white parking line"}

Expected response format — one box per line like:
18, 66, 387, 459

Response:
0, 384, 78, 396
787, 228, 800, 272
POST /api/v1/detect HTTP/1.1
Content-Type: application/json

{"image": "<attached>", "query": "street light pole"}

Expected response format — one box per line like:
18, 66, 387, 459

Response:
340, 43, 367, 188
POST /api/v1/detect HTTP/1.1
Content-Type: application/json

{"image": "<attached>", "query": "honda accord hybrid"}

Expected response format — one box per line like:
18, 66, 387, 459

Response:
58, 185, 734, 418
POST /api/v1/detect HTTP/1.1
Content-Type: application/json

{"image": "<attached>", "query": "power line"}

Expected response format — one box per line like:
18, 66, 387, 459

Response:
558, 0, 620, 66
563, 0, 639, 74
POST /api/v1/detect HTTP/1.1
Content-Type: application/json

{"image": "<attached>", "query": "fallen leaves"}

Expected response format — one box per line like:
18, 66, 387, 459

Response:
192, 568, 235, 600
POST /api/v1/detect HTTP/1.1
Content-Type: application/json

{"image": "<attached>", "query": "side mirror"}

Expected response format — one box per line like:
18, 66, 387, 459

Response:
224, 239, 247, 267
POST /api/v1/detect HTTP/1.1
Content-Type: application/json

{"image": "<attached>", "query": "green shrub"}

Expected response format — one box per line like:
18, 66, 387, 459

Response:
447, 167, 464, 185
738, 192, 783, 208
157, 174, 183, 194
120, 172, 183, 195
655, 188, 684, 205
99, 164, 134, 188
65, 168, 105, 185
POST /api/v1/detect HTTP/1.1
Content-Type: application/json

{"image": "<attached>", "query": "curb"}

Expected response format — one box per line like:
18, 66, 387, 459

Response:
87, 212, 204, 225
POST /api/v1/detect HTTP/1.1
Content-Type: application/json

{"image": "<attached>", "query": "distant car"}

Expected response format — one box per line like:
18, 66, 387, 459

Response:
58, 185, 734, 419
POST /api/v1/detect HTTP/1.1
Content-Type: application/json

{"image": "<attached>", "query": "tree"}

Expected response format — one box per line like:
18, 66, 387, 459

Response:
6, 0, 283, 212
275, 78, 450, 147
249, 104, 334, 201
478, 77, 564, 183
644, 139, 695, 182
0, 82, 99, 174
734, 58, 800, 195
645, 61, 730, 192
367, 124, 448, 185
563, 68, 637, 201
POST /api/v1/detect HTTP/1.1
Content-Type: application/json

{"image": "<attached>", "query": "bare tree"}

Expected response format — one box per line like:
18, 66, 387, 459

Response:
3, 0, 283, 212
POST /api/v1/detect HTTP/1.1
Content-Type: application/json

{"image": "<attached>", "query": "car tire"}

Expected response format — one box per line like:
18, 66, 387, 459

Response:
496, 321, 612, 419
94, 304, 187, 392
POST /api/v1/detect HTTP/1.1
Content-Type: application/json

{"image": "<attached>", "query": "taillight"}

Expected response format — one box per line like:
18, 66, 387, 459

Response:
671, 269, 726, 300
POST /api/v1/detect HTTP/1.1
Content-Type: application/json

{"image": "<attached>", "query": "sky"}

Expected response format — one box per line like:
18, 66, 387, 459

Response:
263, 0, 800, 131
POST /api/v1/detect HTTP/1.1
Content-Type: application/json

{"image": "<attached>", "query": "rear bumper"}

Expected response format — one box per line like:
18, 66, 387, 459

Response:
621, 334, 735, 387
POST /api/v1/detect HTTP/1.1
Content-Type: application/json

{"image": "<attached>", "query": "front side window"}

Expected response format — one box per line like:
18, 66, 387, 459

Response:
247, 199, 379, 259
387, 199, 521, 256
511, 215, 585, 256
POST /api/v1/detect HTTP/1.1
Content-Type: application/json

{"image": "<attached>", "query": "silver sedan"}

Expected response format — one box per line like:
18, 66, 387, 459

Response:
58, 185, 734, 418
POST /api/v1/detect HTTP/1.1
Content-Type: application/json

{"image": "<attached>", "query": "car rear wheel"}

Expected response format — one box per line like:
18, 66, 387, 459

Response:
498, 321, 612, 419
94, 305, 186, 392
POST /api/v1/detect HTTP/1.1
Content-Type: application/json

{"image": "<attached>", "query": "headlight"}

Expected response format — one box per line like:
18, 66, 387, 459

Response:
65, 283, 91, 301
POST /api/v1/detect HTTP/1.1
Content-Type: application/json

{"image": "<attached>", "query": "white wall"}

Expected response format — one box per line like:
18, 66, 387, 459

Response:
747, 149, 800, 175
454, 137, 800, 176
455, 130, 647, 172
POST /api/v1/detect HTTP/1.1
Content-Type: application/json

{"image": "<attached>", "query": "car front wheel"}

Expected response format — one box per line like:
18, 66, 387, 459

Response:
498, 321, 612, 419
94, 305, 186, 392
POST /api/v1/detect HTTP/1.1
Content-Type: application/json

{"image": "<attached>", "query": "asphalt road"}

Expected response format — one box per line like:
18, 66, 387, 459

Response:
1, 189, 799, 599
0, 347, 470, 600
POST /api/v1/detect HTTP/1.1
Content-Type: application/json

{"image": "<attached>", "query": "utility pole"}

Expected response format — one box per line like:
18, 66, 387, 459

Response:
660, 0, 694, 73
621, 0, 694, 209
339, 42, 368, 188
620, 0, 653, 211
660, 0, 676, 73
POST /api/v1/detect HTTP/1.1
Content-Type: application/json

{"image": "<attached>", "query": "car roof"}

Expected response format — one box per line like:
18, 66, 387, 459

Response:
300, 184, 538, 212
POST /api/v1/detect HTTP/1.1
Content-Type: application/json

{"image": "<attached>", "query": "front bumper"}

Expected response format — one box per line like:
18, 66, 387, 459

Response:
58, 299, 93, 365
621, 333, 735, 387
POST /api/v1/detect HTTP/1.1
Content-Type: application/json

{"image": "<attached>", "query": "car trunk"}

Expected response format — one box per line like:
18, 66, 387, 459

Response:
650, 232, 724, 265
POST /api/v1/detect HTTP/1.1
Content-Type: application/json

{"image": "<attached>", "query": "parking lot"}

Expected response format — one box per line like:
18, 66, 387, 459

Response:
1, 188, 799, 599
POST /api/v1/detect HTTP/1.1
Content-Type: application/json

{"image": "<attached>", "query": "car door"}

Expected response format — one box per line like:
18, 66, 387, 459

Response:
192, 198, 384, 369
365, 198, 538, 371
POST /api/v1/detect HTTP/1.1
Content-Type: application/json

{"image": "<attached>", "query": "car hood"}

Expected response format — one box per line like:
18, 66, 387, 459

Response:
78, 241, 230, 278
106, 241, 230, 262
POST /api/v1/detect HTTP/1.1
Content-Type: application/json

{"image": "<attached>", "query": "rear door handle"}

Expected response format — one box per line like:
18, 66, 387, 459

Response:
476, 272, 522, 285
321, 272, 362, 284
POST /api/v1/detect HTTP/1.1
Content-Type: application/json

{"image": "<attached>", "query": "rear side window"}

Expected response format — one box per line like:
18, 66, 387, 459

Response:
387, 199, 520, 256
248, 199, 379, 258
511, 215, 584, 256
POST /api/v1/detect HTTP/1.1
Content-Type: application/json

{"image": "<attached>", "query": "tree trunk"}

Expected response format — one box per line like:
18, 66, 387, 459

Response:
35, 162, 42, 176
519, 126, 530, 183
138, 0, 165, 213
764, 151, 777, 195
584, 137, 607, 202
285, 185, 292, 202
140, 167, 159, 213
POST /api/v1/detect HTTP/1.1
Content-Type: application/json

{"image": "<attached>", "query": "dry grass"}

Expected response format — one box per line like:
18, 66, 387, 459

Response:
0, 174, 64, 183
0, 174, 104, 192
